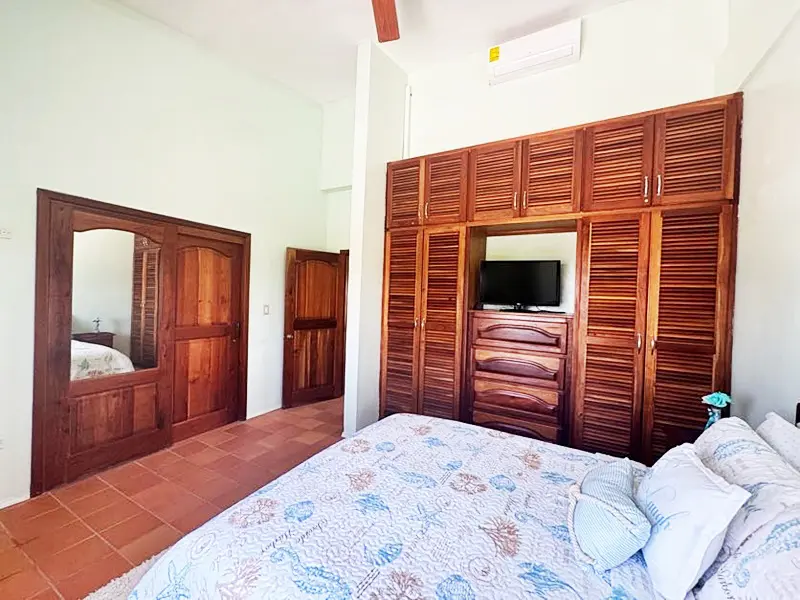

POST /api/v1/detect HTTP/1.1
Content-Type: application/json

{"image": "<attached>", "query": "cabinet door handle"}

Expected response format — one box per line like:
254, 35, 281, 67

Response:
643, 175, 650, 204
513, 192, 518, 210
650, 337, 657, 352
522, 190, 528, 209
424, 202, 429, 219
657, 174, 663, 197
414, 317, 418, 328
421, 318, 426, 330
636, 333, 642, 352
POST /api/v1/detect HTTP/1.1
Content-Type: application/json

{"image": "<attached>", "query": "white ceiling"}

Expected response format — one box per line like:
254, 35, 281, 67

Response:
116, 0, 629, 103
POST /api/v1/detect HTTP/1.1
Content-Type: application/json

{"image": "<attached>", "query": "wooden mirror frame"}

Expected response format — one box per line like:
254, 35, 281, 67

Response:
32, 189, 251, 495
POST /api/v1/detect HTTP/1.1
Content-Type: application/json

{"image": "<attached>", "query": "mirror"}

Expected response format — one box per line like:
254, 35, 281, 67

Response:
71, 229, 160, 381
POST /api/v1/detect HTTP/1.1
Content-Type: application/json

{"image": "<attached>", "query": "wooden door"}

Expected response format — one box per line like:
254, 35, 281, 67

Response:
381, 230, 423, 416
386, 158, 423, 228
653, 98, 740, 205
173, 235, 243, 441
468, 140, 522, 222
520, 130, 583, 216
573, 215, 651, 457
283, 249, 344, 407
418, 226, 466, 419
583, 116, 655, 211
423, 150, 468, 225
640, 206, 735, 462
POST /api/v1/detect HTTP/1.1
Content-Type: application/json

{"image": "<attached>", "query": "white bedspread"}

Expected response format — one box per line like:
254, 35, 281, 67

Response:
130, 413, 657, 599
70, 339, 134, 381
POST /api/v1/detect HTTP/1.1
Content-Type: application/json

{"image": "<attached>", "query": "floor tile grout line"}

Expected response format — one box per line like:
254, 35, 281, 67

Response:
1, 507, 67, 600
95, 471, 185, 541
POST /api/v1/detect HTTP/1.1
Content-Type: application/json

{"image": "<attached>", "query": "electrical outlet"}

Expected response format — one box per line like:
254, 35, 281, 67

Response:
263, 304, 270, 315
0, 228, 11, 240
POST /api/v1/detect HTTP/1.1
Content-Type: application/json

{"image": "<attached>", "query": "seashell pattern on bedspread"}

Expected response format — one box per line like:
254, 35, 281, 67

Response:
129, 413, 656, 599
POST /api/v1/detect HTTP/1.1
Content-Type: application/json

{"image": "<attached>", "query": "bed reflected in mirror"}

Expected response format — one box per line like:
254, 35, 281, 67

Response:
70, 229, 160, 380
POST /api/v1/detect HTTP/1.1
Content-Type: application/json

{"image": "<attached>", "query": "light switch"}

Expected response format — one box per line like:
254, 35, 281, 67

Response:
263, 305, 270, 315
0, 228, 11, 240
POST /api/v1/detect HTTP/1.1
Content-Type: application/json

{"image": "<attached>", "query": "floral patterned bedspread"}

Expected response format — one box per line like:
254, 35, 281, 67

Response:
71, 340, 134, 381
129, 413, 657, 600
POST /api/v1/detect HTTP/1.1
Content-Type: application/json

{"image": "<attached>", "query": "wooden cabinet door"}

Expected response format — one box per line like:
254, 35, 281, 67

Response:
386, 159, 423, 228
424, 150, 468, 225
573, 215, 651, 457
640, 206, 735, 462
381, 229, 423, 416
583, 116, 655, 211
173, 235, 243, 441
653, 98, 739, 205
468, 141, 522, 222
521, 130, 583, 216
419, 226, 466, 419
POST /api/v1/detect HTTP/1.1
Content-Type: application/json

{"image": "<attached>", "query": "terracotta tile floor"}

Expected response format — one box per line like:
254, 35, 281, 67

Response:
0, 398, 343, 600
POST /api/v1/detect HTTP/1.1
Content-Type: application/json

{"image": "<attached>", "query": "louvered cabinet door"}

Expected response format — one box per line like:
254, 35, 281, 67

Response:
583, 116, 655, 211
469, 141, 522, 222
521, 130, 583, 217
419, 226, 466, 419
573, 216, 651, 457
654, 98, 740, 205
641, 206, 735, 462
424, 151, 468, 225
381, 230, 423, 416
386, 159, 422, 228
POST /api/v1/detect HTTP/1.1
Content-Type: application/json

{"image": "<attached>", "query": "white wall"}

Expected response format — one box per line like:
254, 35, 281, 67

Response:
731, 12, 800, 424
715, 0, 800, 93
408, 0, 725, 155
320, 97, 355, 253
325, 189, 352, 252
320, 97, 356, 191
71, 230, 135, 356
0, 0, 326, 508
343, 43, 407, 436
484, 233, 578, 314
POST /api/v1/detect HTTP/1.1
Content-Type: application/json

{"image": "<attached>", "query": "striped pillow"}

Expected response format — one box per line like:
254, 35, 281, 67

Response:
568, 459, 651, 572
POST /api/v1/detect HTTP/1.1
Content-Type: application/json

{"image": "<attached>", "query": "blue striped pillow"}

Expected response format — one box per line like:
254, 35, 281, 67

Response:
568, 459, 651, 572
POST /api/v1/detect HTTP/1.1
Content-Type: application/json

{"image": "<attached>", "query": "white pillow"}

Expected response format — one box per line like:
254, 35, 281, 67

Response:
756, 412, 800, 472
694, 417, 800, 566
635, 444, 750, 600
697, 504, 800, 599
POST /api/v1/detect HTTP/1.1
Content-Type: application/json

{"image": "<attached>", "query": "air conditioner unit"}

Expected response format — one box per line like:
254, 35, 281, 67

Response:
488, 19, 582, 85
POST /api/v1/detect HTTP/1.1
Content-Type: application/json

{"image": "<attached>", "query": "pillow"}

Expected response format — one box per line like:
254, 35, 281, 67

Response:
694, 417, 800, 564
635, 444, 750, 600
696, 504, 800, 599
567, 459, 651, 572
757, 412, 800, 472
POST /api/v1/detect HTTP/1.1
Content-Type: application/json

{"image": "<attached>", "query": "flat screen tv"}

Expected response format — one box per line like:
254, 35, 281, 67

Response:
479, 260, 561, 308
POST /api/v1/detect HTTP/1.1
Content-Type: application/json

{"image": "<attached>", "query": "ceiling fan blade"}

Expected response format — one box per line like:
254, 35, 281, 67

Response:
372, 0, 400, 42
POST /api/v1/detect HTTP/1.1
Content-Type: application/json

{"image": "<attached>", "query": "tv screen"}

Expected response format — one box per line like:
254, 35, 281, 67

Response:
479, 260, 561, 308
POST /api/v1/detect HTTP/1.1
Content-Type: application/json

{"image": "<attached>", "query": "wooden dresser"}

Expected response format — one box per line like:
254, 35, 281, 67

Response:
72, 331, 115, 348
467, 310, 573, 444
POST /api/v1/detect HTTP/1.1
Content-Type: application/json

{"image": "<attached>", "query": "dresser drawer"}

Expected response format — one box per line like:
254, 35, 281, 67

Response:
472, 377, 560, 420
472, 348, 565, 389
472, 314, 569, 355
472, 410, 559, 443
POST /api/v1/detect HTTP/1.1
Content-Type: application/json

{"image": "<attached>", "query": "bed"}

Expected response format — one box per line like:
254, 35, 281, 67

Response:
130, 413, 657, 600
70, 339, 135, 381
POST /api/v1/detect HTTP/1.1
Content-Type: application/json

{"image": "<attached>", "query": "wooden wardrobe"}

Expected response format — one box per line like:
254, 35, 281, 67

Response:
380, 93, 741, 464
32, 190, 250, 494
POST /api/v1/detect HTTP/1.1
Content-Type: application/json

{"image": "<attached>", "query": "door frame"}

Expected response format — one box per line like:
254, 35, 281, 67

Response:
282, 248, 348, 408
32, 189, 251, 496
